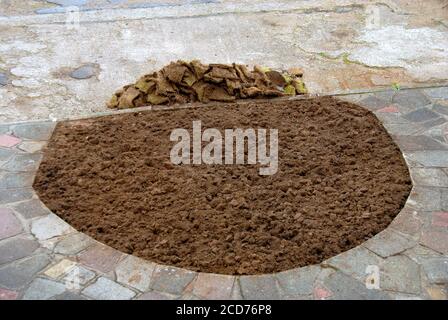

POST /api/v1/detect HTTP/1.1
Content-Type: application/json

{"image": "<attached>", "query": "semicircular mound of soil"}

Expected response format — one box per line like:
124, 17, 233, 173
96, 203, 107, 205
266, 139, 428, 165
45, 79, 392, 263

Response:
34, 97, 412, 275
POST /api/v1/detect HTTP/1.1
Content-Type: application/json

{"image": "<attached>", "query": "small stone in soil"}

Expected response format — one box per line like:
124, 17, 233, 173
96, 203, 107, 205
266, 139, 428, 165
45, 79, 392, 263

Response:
0, 73, 8, 86
70, 65, 96, 79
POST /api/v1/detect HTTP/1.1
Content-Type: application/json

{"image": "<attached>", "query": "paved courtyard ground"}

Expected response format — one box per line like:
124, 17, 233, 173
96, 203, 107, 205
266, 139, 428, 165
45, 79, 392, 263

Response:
1, 87, 448, 300
0, 0, 447, 300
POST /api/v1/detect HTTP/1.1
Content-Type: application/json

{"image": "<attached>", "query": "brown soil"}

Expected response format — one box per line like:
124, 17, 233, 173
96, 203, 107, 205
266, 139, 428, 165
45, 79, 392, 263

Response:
106, 60, 307, 109
34, 97, 412, 275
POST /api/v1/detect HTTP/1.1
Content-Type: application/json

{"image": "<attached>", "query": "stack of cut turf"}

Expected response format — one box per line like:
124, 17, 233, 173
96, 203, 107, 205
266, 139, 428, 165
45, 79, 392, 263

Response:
107, 60, 307, 109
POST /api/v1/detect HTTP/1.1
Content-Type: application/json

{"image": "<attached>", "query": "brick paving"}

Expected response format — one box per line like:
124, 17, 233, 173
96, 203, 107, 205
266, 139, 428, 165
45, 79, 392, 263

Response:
0, 87, 447, 299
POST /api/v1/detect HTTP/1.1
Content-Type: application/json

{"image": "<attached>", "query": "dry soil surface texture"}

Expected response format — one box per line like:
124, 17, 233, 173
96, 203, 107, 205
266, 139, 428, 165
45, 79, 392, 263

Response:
34, 97, 412, 275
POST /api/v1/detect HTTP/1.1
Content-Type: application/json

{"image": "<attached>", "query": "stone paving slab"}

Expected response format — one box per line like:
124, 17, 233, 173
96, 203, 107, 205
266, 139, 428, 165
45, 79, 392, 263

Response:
2, 153, 43, 172
239, 275, 283, 300
274, 266, 320, 297
0, 135, 21, 148
406, 187, 445, 212
11, 199, 52, 219
191, 273, 235, 300
391, 90, 432, 111
425, 286, 448, 300
410, 168, 448, 188
149, 265, 197, 296
324, 246, 383, 281
0, 148, 15, 162
394, 136, 448, 152
10, 123, 56, 141
78, 244, 123, 273
363, 229, 417, 258
322, 271, 390, 300
22, 278, 66, 300
383, 123, 423, 136
115, 256, 155, 292
0, 87, 446, 299
420, 230, 448, 255
31, 214, 73, 240
0, 207, 23, 240
82, 277, 136, 300
53, 232, 94, 255
0, 188, 34, 205
0, 237, 40, 266
389, 208, 423, 238
17, 141, 46, 154
0, 172, 35, 189
380, 255, 421, 295
0, 254, 51, 290
61, 265, 96, 287
424, 87, 448, 100
406, 151, 448, 167
43, 259, 77, 279
421, 258, 448, 284
0, 287, 19, 300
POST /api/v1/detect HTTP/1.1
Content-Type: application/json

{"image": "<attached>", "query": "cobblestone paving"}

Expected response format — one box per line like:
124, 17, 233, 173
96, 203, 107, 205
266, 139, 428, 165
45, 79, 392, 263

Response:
0, 87, 447, 300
